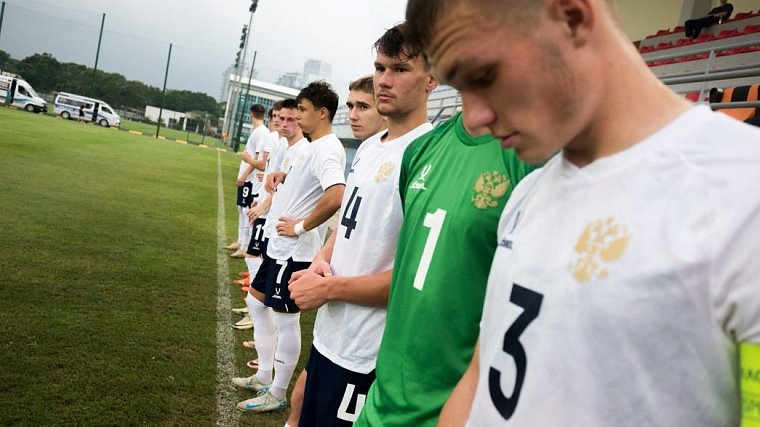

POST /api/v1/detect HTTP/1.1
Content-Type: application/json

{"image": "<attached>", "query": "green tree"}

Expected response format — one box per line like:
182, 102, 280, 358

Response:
16, 53, 61, 92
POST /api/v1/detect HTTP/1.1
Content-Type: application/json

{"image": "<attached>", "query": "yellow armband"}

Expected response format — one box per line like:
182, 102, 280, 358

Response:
742, 342, 760, 427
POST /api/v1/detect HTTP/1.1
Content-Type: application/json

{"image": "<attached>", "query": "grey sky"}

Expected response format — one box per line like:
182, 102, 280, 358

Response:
0, 0, 408, 100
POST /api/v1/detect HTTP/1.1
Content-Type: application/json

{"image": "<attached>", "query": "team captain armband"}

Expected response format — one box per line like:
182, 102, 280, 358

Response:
742, 343, 760, 427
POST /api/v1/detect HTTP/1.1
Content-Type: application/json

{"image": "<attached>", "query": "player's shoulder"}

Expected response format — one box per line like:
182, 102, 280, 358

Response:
402, 116, 458, 167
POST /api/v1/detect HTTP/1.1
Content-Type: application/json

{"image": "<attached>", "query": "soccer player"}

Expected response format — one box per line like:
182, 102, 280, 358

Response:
289, 30, 438, 424
232, 82, 346, 413
404, 0, 760, 426
352, 23, 538, 427
225, 104, 267, 258
281, 74, 388, 427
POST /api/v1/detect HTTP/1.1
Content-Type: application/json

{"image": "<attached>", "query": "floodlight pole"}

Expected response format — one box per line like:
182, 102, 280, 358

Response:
0, 2, 6, 46
92, 13, 105, 90
156, 43, 172, 139
233, 50, 257, 153
225, 4, 256, 145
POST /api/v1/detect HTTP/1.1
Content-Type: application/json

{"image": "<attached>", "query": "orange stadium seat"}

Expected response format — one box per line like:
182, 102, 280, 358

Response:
716, 84, 759, 122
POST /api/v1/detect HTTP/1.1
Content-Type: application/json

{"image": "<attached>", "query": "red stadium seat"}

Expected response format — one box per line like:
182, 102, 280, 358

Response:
718, 29, 741, 38
655, 41, 674, 50
684, 92, 700, 102
695, 34, 716, 43
673, 25, 684, 32
639, 45, 655, 53
742, 24, 760, 34
674, 38, 693, 47
733, 11, 754, 20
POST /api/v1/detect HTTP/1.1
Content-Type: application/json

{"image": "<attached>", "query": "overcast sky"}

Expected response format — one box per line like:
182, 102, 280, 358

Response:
0, 0, 409, 100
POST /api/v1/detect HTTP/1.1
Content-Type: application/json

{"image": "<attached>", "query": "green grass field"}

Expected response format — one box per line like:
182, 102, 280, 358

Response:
0, 107, 314, 426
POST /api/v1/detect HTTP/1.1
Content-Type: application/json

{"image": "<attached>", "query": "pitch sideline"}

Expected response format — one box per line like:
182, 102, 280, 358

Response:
215, 151, 239, 426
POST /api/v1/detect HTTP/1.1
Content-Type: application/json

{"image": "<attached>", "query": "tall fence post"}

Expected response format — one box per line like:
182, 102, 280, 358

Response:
156, 43, 172, 139
0, 2, 6, 47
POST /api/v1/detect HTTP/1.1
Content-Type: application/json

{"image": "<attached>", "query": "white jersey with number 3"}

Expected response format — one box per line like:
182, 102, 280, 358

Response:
313, 123, 432, 374
469, 106, 760, 427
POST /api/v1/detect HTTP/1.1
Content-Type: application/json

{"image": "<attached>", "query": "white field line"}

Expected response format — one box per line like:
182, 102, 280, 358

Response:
215, 151, 239, 427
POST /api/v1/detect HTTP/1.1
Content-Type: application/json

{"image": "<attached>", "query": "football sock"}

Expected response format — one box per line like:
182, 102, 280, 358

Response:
244, 256, 262, 277
246, 293, 275, 385
271, 311, 301, 400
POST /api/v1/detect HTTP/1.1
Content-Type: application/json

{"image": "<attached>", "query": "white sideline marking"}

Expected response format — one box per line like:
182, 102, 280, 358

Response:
215, 151, 239, 426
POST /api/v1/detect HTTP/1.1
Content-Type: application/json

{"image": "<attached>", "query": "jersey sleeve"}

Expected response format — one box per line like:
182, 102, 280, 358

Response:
712, 202, 760, 343
260, 132, 275, 153
313, 142, 346, 190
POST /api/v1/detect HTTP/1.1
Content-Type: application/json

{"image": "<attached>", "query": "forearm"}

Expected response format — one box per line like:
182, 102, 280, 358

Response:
247, 158, 267, 170
240, 165, 254, 180
437, 341, 480, 426
302, 185, 344, 231
324, 269, 392, 307
317, 232, 337, 265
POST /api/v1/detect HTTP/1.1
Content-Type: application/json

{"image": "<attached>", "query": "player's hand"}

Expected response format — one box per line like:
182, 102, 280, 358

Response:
288, 271, 329, 310
276, 216, 299, 237
247, 205, 264, 222
266, 172, 286, 193
236, 176, 246, 187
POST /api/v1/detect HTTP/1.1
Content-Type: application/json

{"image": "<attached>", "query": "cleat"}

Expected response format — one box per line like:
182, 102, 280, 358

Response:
234, 314, 252, 328
242, 340, 256, 349
230, 248, 247, 258
231, 307, 249, 315
233, 277, 250, 286
231, 374, 271, 393
236, 391, 287, 412
223, 242, 241, 251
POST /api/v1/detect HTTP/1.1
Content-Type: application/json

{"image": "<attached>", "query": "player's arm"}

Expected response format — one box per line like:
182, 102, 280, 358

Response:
248, 195, 272, 221
276, 184, 345, 236
289, 268, 392, 310
266, 171, 287, 193
437, 340, 480, 427
243, 151, 269, 170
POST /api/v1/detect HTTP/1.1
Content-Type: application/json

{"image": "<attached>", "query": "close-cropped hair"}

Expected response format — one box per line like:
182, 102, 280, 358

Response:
296, 80, 339, 121
374, 21, 428, 66
280, 98, 298, 110
348, 75, 375, 95
249, 103, 266, 119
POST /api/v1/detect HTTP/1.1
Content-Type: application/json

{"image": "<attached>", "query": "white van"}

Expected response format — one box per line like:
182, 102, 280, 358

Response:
54, 92, 121, 128
0, 75, 48, 113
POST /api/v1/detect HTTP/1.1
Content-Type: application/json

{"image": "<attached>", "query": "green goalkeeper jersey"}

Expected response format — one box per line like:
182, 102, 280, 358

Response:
355, 113, 539, 426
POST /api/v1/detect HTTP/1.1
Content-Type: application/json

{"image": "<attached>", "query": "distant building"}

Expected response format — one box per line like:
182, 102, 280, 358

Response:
276, 71, 302, 90
222, 74, 299, 143
219, 64, 257, 102
301, 59, 332, 86
145, 105, 187, 130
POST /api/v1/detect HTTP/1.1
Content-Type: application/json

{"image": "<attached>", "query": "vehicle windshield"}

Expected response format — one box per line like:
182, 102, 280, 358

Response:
24, 84, 39, 98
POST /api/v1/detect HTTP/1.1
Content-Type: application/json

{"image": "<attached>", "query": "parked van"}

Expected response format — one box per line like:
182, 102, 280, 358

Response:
54, 92, 121, 127
0, 75, 48, 113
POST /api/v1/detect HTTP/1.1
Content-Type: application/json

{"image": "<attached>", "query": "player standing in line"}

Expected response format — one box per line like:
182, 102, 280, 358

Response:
280, 75, 388, 427
232, 82, 346, 413
404, 0, 760, 426
353, 23, 539, 427
288, 35, 437, 424
225, 104, 265, 258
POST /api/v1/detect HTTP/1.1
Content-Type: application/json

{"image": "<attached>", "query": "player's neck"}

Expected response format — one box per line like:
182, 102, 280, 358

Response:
287, 133, 304, 146
383, 107, 428, 142
308, 122, 333, 142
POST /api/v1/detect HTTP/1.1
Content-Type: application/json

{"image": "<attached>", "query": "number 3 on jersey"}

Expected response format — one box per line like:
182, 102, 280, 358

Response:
489, 284, 543, 420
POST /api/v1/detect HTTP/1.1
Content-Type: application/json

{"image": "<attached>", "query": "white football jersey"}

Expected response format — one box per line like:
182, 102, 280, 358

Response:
313, 123, 432, 373
257, 136, 288, 221
265, 134, 346, 262
249, 125, 273, 196
468, 106, 760, 426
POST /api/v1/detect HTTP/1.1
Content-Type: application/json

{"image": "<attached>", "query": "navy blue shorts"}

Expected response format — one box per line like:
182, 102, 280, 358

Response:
299, 345, 376, 427
246, 218, 268, 256
251, 246, 308, 312
236, 182, 255, 208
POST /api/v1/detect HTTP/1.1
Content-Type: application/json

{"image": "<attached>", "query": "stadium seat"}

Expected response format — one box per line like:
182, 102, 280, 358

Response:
714, 84, 759, 122
639, 45, 655, 53
655, 41, 674, 50
695, 34, 717, 43
733, 11, 754, 20
742, 24, 760, 34
673, 25, 684, 33
718, 29, 741, 39
684, 92, 700, 102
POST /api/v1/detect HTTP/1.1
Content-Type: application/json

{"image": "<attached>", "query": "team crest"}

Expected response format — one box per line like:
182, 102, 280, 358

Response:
374, 161, 395, 183
471, 171, 510, 209
570, 217, 631, 282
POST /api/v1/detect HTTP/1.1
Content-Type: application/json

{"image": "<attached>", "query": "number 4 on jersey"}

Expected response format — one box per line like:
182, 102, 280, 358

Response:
341, 187, 362, 239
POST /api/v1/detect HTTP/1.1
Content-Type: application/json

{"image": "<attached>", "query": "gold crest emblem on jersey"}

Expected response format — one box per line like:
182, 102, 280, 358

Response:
472, 171, 510, 209
374, 161, 395, 183
571, 217, 631, 282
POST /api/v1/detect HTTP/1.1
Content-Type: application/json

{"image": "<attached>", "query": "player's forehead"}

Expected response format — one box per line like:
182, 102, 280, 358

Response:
347, 90, 374, 106
280, 107, 297, 118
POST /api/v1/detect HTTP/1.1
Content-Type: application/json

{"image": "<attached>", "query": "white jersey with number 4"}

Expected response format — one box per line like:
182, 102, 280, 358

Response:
468, 106, 760, 427
265, 133, 346, 262
313, 123, 433, 374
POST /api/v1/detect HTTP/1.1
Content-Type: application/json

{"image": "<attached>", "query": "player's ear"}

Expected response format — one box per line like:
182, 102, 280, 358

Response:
549, 0, 595, 46
425, 72, 439, 93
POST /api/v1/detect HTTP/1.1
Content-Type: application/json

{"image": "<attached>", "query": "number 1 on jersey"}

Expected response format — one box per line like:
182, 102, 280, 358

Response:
413, 208, 447, 291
